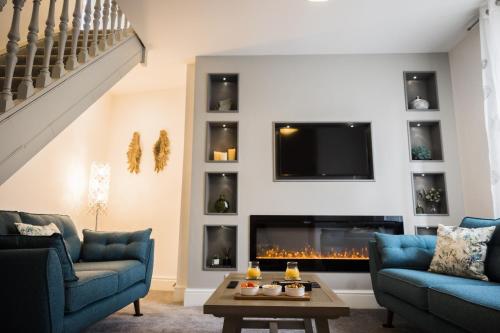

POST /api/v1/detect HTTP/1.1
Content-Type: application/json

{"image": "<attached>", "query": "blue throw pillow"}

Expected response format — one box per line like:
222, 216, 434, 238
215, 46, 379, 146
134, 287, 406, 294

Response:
0, 234, 78, 282
375, 233, 436, 270
81, 229, 152, 263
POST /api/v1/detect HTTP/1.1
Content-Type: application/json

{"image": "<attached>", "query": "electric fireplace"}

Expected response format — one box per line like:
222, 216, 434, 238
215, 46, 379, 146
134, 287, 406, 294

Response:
250, 215, 404, 272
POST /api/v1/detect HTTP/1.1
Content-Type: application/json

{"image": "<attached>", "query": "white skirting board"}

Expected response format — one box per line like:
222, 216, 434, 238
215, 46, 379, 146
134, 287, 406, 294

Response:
150, 276, 177, 291
183, 288, 381, 309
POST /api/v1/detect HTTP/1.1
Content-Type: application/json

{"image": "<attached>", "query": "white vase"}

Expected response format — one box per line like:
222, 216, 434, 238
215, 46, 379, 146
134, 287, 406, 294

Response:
410, 96, 430, 110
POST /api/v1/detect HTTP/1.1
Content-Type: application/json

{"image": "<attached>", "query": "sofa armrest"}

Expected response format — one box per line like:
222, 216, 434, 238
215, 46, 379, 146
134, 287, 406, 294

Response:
368, 240, 383, 304
144, 239, 155, 292
0, 248, 64, 333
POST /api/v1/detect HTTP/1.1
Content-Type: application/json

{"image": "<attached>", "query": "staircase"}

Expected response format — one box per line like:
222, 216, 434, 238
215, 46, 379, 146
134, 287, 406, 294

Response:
0, 0, 145, 185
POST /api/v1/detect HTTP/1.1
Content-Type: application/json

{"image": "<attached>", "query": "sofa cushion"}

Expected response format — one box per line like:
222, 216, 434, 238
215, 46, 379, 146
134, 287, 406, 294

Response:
375, 233, 436, 269
0, 210, 22, 234
429, 285, 500, 333
65, 270, 118, 313
460, 217, 500, 282
0, 234, 78, 282
378, 268, 492, 310
81, 229, 152, 263
19, 213, 81, 262
74, 260, 145, 292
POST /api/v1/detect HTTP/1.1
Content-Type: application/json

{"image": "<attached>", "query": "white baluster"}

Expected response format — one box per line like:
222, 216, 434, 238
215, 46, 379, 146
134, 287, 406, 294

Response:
66, 0, 82, 70
52, 0, 69, 78
36, 0, 56, 88
89, 0, 101, 57
116, 6, 122, 41
0, 0, 26, 113
78, 0, 91, 63
122, 17, 128, 38
107, 0, 116, 45
99, 0, 110, 51
17, 0, 41, 99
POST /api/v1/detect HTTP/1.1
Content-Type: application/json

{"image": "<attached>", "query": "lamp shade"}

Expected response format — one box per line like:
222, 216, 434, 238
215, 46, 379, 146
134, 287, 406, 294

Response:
88, 162, 111, 212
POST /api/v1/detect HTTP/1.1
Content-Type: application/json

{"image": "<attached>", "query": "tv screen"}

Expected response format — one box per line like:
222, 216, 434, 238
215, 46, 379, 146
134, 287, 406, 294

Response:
274, 122, 374, 180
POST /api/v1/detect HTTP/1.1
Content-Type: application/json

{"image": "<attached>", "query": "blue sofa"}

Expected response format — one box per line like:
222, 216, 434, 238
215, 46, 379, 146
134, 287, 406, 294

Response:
0, 211, 154, 333
369, 217, 500, 333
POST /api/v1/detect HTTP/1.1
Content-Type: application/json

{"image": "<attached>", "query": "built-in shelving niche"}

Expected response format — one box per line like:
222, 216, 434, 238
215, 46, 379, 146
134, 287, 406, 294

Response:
205, 172, 238, 215
412, 173, 449, 216
404, 71, 439, 111
415, 226, 438, 236
408, 121, 443, 161
203, 225, 237, 271
208, 74, 239, 112
206, 122, 238, 162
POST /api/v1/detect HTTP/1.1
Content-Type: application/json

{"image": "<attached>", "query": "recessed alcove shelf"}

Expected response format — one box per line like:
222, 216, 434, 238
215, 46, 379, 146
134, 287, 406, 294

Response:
206, 122, 238, 162
408, 121, 443, 161
415, 226, 438, 236
203, 225, 237, 271
208, 74, 239, 112
205, 172, 238, 215
404, 71, 439, 111
412, 173, 449, 216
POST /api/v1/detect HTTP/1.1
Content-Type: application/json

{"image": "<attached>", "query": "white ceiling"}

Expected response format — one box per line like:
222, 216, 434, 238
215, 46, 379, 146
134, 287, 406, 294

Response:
112, 0, 482, 93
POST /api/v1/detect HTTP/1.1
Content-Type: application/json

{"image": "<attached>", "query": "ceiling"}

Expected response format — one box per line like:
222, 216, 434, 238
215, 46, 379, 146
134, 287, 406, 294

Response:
113, 0, 482, 93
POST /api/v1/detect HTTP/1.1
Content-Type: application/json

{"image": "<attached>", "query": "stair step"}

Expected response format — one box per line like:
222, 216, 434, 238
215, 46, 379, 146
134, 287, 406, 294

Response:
35, 46, 75, 56
17, 54, 59, 66
0, 76, 24, 93
0, 65, 44, 77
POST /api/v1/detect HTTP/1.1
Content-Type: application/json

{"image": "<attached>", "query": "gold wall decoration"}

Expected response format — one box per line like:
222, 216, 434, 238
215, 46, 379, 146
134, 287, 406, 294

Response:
127, 132, 142, 174
153, 129, 170, 172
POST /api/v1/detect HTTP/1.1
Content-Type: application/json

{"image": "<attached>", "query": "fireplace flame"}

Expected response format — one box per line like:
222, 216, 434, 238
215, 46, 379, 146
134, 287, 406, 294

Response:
256, 245, 369, 260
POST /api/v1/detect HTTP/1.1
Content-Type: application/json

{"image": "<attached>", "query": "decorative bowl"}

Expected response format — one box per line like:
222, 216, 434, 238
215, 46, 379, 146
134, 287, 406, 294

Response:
285, 285, 305, 297
240, 282, 259, 296
262, 284, 282, 296
410, 96, 430, 110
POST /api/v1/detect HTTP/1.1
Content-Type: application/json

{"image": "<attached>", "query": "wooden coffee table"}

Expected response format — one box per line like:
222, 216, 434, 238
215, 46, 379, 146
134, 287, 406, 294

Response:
203, 273, 350, 333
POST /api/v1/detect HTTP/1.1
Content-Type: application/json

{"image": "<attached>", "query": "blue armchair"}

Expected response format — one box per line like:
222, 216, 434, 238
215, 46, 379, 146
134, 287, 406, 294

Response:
0, 211, 154, 333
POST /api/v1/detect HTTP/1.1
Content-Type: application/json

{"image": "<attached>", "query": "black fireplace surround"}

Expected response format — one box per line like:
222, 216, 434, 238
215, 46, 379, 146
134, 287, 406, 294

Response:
250, 215, 404, 272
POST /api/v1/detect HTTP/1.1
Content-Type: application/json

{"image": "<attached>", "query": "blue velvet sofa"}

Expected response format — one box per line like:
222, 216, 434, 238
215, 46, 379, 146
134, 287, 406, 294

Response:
369, 217, 500, 333
0, 211, 154, 333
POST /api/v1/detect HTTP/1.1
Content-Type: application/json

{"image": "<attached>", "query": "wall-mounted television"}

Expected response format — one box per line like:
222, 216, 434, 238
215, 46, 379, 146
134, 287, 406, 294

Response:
274, 122, 374, 181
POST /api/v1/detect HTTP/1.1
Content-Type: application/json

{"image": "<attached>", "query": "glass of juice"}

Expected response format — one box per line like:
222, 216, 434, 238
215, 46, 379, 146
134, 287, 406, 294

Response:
246, 261, 262, 280
285, 261, 301, 280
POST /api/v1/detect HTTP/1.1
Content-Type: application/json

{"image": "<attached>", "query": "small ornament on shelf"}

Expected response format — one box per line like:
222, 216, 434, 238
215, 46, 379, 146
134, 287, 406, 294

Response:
419, 187, 443, 214
211, 254, 220, 267
412, 145, 432, 160
218, 98, 232, 111
214, 194, 230, 213
222, 247, 232, 266
410, 96, 430, 110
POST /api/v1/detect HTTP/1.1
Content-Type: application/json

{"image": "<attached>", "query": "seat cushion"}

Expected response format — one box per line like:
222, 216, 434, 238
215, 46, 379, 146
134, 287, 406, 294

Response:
375, 233, 436, 269
460, 217, 500, 282
65, 270, 118, 313
429, 285, 500, 333
0, 210, 22, 234
74, 260, 145, 292
378, 268, 492, 310
81, 229, 152, 263
19, 213, 81, 262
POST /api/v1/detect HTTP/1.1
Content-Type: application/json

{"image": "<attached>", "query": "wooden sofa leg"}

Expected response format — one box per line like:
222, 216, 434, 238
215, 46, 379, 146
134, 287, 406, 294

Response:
382, 309, 394, 328
133, 299, 143, 317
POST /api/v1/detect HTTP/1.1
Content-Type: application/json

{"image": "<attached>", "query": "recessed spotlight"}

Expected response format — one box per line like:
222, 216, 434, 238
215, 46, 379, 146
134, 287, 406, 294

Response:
286, 125, 290, 128
348, 123, 355, 128
222, 173, 226, 177
222, 124, 226, 128
421, 173, 425, 177
413, 76, 418, 80
417, 123, 421, 127
222, 77, 227, 81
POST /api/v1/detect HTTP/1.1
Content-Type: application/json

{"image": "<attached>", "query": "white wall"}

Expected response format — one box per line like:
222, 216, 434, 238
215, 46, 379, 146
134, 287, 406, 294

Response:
186, 55, 464, 297
449, 27, 494, 218
0, 94, 112, 231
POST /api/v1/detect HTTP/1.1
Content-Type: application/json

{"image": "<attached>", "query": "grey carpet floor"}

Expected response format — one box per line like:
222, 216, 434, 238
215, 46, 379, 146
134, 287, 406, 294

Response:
87, 292, 422, 333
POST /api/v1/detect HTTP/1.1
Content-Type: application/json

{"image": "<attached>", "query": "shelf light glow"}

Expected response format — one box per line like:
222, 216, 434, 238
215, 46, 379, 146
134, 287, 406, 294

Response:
280, 126, 298, 135
413, 76, 418, 80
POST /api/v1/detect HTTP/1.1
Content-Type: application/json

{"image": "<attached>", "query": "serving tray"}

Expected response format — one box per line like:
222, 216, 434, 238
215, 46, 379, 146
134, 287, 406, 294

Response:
233, 292, 311, 301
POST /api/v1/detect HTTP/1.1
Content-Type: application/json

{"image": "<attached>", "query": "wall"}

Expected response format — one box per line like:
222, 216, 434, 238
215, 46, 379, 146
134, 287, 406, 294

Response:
185, 54, 464, 306
449, 27, 494, 217
100, 88, 187, 290
0, 94, 112, 231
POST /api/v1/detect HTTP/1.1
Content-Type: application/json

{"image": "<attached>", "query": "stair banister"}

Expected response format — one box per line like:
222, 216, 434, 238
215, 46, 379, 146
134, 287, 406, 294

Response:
0, 0, 26, 113
18, 0, 41, 99
99, 0, 110, 51
66, 0, 82, 70
89, 0, 101, 57
36, 0, 56, 88
116, 5, 122, 41
108, 0, 117, 46
52, 0, 69, 78
78, 0, 92, 63
123, 17, 128, 37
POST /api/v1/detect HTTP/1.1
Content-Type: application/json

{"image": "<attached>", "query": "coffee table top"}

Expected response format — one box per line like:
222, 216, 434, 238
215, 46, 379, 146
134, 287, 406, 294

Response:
203, 273, 350, 318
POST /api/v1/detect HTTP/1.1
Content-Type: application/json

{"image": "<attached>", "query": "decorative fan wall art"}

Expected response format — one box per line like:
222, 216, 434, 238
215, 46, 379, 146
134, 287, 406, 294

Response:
153, 130, 170, 172
127, 132, 142, 174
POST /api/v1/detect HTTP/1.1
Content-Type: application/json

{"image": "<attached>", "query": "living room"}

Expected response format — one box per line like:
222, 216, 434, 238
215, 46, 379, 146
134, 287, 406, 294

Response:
0, 0, 499, 332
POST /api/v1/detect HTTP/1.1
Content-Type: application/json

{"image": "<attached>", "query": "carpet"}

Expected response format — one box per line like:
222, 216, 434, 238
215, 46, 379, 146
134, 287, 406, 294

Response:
86, 291, 421, 333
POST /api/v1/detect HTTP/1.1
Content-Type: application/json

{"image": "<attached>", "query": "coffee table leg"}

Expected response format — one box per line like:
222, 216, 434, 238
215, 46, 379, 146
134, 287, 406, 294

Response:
315, 318, 331, 333
222, 316, 242, 333
304, 319, 314, 333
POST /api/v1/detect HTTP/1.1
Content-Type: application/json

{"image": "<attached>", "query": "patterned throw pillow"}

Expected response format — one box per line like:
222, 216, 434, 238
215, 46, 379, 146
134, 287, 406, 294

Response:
15, 222, 61, 236
429, 224, 496, 281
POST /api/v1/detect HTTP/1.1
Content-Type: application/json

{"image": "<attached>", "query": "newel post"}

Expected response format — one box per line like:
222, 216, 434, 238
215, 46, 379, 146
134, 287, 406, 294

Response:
0, 0, 26, 113
52, 0, 69, 78
36, 0, 56, 88
18, 0, 41, 99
